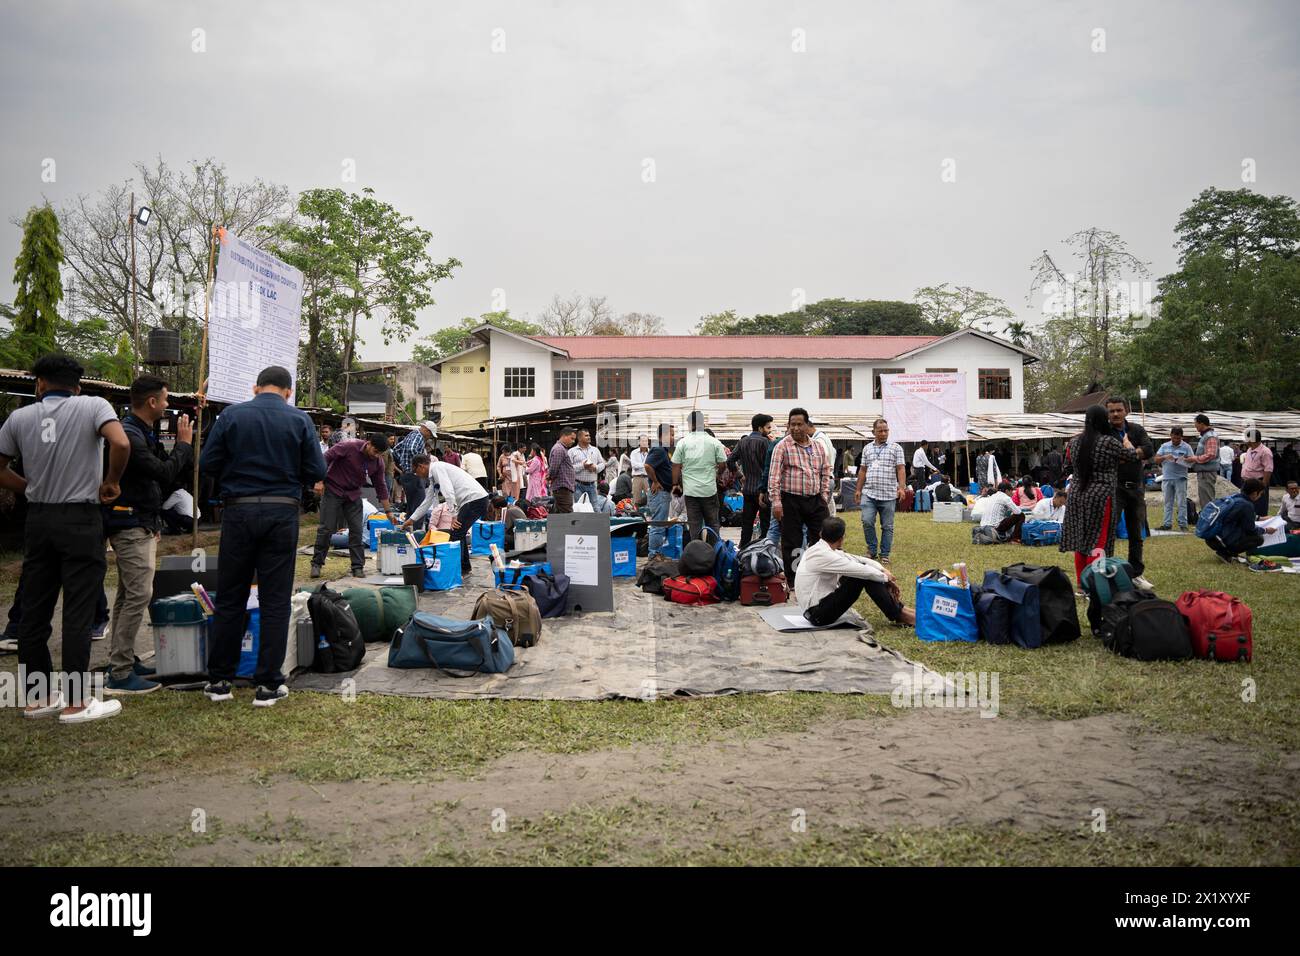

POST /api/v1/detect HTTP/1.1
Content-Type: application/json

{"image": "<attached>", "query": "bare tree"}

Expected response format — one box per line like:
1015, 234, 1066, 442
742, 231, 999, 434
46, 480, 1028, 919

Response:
539, 293, 616, 335
913, 284, 1014, 333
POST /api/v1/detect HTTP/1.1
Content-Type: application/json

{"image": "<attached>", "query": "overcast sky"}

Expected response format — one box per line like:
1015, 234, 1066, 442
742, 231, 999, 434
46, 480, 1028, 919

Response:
1, 0, 1297, 359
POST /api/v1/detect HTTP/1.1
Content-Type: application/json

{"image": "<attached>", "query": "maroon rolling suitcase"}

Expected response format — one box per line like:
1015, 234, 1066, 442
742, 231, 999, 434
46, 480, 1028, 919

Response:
740, 574, 787, 607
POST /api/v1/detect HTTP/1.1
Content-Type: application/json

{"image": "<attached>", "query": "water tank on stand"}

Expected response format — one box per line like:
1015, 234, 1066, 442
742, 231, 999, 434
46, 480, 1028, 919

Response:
146, 327, 183, 366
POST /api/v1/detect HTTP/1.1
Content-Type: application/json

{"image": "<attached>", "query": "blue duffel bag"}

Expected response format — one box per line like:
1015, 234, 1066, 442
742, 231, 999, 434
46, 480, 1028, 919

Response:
388, 612, 515, 673
980, 570, 1043, 649
1020, 519, 1061, 547
915, 572, 978, 642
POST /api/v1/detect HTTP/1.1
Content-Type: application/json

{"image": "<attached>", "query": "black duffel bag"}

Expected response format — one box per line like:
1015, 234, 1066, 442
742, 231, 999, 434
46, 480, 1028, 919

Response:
1096, 591, 1194, 661
1000, 562, 1081, 644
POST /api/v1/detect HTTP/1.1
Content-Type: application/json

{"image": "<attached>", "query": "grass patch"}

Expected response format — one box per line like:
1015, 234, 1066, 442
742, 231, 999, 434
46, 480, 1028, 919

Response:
841, 514, 1300, 749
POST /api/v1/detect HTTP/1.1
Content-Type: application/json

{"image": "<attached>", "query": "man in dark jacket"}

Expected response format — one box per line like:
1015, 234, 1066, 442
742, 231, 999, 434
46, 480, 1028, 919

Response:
199, 366, 326, 707
1106, 396, 1154, 582
726, 413, 774, 549
104, 375, 193, 695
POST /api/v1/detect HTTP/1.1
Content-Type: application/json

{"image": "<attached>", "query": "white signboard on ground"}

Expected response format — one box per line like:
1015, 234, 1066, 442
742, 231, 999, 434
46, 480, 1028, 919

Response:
206, 229, 304, 405
879, 373, 968, 443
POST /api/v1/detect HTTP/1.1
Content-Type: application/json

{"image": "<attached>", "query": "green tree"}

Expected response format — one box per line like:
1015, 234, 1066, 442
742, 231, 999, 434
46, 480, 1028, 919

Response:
913, 284, 1010, 334
693, 299, 944, 336
1108, 189, 1300, 410
412, 310, 541, 364
11, 205, 64, 354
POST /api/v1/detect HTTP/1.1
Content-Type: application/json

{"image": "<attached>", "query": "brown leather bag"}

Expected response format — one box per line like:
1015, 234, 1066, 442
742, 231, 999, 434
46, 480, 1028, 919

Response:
472, 588, 542, 648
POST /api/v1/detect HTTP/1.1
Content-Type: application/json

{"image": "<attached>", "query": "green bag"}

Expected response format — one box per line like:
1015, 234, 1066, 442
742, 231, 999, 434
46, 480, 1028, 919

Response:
341, 585, 418, 643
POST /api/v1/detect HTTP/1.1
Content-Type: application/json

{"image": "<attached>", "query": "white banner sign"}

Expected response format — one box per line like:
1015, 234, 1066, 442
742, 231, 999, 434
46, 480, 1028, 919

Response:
206, 229, 304, 406
879, 373, 968, 442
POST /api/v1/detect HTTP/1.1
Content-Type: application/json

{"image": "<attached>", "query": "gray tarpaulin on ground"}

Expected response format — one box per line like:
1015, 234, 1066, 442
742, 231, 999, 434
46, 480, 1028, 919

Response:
291, 578, 930, 701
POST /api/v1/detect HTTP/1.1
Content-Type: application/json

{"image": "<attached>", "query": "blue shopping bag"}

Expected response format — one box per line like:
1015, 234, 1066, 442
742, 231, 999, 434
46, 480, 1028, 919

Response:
419, 543, 463, 590
915, 575, 978, 642
238, 607, 260, 678
610, 535, 637, 577
493, 562, 552, 590
1116, 512, 1148, 540
724, 493, 744, 513
470, 520, 505, 556
659, 524, 684, 560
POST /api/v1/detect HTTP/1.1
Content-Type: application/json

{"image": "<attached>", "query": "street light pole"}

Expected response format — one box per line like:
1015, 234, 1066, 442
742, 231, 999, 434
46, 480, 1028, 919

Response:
129, 191, 140, 377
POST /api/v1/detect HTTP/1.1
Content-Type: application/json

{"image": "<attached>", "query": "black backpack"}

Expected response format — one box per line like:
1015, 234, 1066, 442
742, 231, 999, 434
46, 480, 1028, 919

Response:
308, 584, 366, 673
1000, 563, 1081, 644
1096, 591, 1194, 661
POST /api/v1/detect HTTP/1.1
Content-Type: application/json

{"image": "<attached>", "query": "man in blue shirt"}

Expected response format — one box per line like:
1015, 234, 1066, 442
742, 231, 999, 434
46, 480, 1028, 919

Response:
198, 366, 326, 707
1153, 426, 1194, 531
1205, 479, 1267, 562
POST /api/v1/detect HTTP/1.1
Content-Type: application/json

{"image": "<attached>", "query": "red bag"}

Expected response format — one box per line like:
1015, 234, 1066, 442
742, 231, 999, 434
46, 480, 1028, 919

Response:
526, 505, 548, 520
740, 574, 787, 606
1175, 590, 1252, 662
901, 487, 915, 511
662, 576, 719, 606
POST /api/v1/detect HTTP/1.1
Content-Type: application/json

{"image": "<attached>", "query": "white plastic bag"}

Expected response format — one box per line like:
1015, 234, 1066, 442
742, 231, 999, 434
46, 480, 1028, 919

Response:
574, 493, 595, 513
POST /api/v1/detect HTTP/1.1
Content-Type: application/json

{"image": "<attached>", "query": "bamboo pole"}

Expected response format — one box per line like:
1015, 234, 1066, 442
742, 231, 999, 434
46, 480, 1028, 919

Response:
191, 225, 218, 551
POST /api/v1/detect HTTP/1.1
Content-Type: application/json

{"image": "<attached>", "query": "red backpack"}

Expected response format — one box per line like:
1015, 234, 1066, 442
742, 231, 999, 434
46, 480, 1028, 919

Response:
662, 576, 719, 606
1175, 590, 1252, 662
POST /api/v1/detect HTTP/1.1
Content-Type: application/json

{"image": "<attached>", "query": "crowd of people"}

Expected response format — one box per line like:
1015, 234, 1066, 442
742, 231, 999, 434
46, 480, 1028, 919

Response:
2, 349, 1294, 723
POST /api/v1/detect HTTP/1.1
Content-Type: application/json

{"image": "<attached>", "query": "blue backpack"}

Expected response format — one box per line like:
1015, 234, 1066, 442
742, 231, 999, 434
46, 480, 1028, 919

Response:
1196, 495, 1251, 541
702, 527, 741, 602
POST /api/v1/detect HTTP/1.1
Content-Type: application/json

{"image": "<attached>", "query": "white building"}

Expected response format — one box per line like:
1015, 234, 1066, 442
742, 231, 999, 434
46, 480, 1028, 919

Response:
438, 324, 1037, 439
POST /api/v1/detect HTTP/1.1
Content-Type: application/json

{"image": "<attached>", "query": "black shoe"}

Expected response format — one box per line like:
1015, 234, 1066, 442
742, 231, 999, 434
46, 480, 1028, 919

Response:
351, 567, 365, 577
204, 680, 234, 702
1155, 525, 1172, 531
310, 564, 322, 579
253, 684, 289, 708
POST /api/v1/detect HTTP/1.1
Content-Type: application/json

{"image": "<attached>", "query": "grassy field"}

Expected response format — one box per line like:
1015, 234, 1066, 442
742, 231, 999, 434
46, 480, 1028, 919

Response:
0, 510, 1296, 866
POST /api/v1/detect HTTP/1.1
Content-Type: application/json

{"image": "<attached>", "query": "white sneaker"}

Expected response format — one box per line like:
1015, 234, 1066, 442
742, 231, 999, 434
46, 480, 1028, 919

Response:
1133, 575, 1155, 591
23, 691, 67, 719
58, 697, 122, 723
253, 684, 289, 708
0, 638, 17, 653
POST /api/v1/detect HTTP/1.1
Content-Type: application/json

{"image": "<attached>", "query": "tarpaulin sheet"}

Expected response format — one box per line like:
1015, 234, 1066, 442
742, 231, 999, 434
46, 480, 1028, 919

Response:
291, 578, 931, 701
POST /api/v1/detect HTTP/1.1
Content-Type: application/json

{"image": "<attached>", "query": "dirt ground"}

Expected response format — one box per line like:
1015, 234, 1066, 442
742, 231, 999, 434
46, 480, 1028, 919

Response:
3, 708, 1296, 865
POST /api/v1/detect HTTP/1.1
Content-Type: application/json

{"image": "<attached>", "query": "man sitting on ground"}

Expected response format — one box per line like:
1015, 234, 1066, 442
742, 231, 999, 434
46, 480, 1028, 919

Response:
1205, 478, 1268, 562
796, 517, 916, 628
1280, 480, 1300, 532
1031, 485, 1067, 522
981, 480, 1026, 542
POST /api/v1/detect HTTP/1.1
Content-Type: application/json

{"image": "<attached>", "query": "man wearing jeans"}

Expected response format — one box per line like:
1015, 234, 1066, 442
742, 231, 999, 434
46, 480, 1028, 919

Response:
1153, 426, 1193, 531
768, 407, 831, 586
310, 435, 394, 578
103, 375, 194, 695
672, 411, 728, 542
1106, 396, 1154, 580
853, 419, 906, 565
645, 423, 675, 555
200, 366, 326, 708
0, 354, 130, 723
404, 456, 489, 576
569, 429, 605, 507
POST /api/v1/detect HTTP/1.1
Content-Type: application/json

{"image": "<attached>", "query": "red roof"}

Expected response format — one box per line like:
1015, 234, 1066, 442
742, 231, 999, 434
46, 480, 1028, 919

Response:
530, 335, 940, 361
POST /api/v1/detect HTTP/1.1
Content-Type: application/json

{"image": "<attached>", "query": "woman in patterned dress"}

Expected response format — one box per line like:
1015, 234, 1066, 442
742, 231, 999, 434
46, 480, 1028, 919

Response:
525, 442, 548, 501
1060, 404, 1138, 585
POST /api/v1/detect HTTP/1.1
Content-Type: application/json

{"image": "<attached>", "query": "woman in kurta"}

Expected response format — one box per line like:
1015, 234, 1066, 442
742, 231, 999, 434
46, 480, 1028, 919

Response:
1060, 404, 1137, 585
525, 442, 548, 501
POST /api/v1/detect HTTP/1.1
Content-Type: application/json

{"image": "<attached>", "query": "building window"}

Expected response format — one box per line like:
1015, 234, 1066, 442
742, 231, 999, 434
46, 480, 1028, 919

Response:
462, 365, 474, 374
503, 367, 535, 398
925, 367, 958, 373
871, 367, 906, 399
820, 368, 853, 400
653, 368, 687, 400
554, 369, 584, 401
598, 367, 631, 400
709, 367, 743, 400
979, 368, 1012, 400
764, 367, 798, 400
447, 366, 460, 374
422, 396, 435, 416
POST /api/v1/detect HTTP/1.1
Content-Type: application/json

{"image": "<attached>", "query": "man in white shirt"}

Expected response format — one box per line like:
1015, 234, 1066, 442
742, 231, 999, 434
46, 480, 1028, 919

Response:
980, 481, 1025, 542
629, 435, 651, 506
460, 449, 489, 493
796, 517, 916, 627
569, 428, 605, 502
1279, 480, 1300, 532
403, 458, 489, 575
1031, 486, 1067, 523
911, 440, 939, 487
